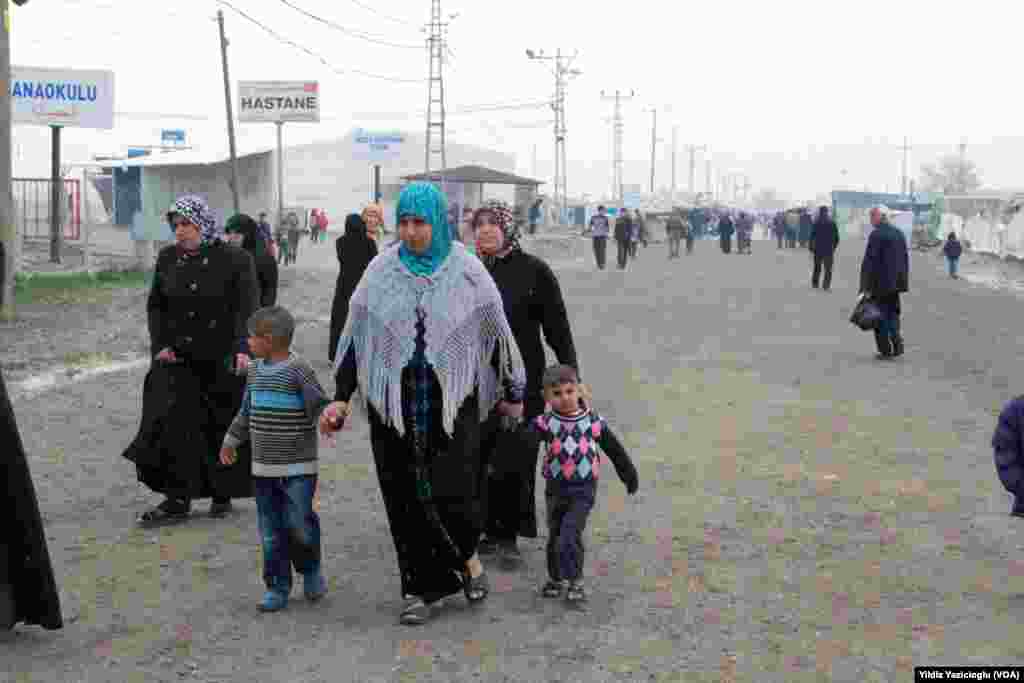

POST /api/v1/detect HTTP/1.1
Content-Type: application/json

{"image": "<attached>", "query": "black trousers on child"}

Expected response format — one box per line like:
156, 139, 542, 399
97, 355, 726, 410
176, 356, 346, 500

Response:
812, 252, 834, 290
592, 237, 608, 270
616, 240, 630, 269
546, 480, 596, 583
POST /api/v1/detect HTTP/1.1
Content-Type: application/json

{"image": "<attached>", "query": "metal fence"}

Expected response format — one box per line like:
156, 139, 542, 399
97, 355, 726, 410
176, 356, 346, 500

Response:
14, 178, 81, 241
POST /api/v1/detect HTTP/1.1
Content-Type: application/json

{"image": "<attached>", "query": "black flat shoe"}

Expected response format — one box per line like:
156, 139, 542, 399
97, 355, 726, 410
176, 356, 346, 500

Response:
400, 597, 429, 625
138, 499, 190, 527
463, 571, 490, 603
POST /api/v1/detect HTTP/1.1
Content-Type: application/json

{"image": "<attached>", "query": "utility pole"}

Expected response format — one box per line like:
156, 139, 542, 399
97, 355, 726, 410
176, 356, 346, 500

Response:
217, 9, 241, 215
0, 0, 13, 319
671, 125, 678, 196
600, 89, 634, 204
424, 0, 450, 185
899, 136, 911, 196
527, 48, 580, 224
686, 144, 707, 195
646, 107, 657, 195
704, 154, 712, 198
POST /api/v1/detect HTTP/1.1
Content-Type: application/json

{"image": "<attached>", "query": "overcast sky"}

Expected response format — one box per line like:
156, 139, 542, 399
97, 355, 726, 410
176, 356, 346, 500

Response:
12, 0, 1024, 201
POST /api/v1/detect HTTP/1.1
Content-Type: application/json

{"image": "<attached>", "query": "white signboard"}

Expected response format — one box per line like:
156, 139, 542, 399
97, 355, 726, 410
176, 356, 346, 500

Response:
11, 66, 115, 129
238, 81, 320, 123
352, 128, 406, 163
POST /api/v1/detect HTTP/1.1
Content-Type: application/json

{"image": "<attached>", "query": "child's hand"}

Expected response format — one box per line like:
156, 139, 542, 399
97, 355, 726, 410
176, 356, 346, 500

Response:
219, 446, 237, 466
320, 402, 350, 434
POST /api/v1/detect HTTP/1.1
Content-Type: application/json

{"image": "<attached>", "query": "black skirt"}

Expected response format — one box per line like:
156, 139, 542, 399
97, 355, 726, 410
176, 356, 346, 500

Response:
0, 366, 62, 630
123, 360, 253, 501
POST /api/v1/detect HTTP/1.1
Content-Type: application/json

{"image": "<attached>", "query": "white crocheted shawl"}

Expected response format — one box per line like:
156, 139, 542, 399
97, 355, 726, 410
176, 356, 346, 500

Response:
333, 242, 526, 437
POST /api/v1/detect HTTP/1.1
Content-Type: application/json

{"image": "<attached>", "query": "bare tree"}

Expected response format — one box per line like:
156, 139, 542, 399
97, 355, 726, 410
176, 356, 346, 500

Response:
919, 154, 981, 194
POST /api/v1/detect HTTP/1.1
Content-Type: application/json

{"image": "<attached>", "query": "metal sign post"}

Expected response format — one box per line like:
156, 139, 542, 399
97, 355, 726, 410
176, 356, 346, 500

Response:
49, 124, 60, 262
276, 122, 284, 232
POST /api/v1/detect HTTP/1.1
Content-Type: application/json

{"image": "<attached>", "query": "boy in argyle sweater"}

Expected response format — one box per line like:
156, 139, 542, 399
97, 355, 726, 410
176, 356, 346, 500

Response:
530, 365, 639, 603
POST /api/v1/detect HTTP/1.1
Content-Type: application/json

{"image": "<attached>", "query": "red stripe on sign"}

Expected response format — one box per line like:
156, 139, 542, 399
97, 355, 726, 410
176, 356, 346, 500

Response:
304, 83, 318, 93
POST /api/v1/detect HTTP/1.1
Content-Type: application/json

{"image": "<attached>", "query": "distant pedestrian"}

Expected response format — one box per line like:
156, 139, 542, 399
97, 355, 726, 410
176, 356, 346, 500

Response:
220, 306, 331, 612
589, 206, 610, 269
614, 210, 633, 269
798, 210, 813, 248
531, 365, 638, 603
226, 213, 279, 307
666, 208, 685, 259
785, 210, 798, 248
1, 365, 63, 631
772, 212, 785, 249
859, 205, 909, 359
286, 214, 302, 265
718, 213, 735, 254
737, 212, 754, 254
328, 213, 378, 363
809, 206, 840, 291
943, 232, 963, 279
529, 198, 542, 235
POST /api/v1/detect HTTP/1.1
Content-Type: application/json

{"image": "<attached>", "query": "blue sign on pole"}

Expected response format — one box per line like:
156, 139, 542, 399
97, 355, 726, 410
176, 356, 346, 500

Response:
126, 148, 150, 158
161, 129, 186, 145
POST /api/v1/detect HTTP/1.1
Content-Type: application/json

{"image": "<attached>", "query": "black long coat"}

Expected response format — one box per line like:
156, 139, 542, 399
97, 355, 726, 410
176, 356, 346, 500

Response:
859, 221, 909, 296
123, 242, 258, 500
481, 249, 579, 538
809, 218, 840, 256
328, 220, 377, 362
0, 366, 63, 630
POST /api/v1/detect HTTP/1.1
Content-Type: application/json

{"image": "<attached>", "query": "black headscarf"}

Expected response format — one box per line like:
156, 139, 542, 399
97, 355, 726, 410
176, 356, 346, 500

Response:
338, 213, 377, 266
225, 213, 266, 254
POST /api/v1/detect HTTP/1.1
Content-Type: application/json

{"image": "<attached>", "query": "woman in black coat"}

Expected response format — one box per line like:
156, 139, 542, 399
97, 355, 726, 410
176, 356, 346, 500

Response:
328, 213, 378, 362
225, 213, 278, 307
472, 200, 580, 565
1, 365, 62, 631
123, 195, 258, 525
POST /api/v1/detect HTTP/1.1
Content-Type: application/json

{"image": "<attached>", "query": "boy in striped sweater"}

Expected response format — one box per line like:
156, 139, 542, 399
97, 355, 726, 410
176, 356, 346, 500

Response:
219, 306, 332, 612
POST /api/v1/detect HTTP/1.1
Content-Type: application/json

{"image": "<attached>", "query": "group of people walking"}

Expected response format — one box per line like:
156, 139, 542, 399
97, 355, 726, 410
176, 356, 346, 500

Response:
104, 183, 639, 628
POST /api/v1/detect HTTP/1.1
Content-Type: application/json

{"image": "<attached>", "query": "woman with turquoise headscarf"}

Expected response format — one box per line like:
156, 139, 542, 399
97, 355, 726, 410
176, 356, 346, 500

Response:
322, 182, 526, 625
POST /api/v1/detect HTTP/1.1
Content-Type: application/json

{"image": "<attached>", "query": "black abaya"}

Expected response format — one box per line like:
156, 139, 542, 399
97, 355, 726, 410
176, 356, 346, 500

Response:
328, 215, 377, 362
0, 366, 62, 630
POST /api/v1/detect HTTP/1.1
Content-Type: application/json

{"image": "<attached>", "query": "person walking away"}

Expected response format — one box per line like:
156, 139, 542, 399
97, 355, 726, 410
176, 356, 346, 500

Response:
943, 232, 962, 279
809, 206, 840, 291
286, 217, 302, 266
220, 306, 330, 612
471, 200, 580, 567
683, 211, 695, 254
859, 205, 909, 359
666, 208, 684, 259
633, 209, 648, 255
328, 213, 378, 363
798, 209, 813, 249
322, 182, 526, 625
531, 365, 638, 603
718, 213, 735, 254
992, 395, 1024, 518
614, 210, 633, 269
124, 195, 258, 525
226, 214, 279, 307
1, 364, 63, 631
317, 210, 330, 243
737, 212, 754, 254
785, 210, 798, 248
257, 212, 277, 261
529, 198, 542, 235
772, 212, 785, 249
273, 218, 289, 265
689, 206, 706, 241
589, 206, 611, 269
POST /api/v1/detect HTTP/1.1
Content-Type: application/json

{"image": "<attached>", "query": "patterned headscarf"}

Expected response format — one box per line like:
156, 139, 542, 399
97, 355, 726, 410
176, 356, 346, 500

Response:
166, 195, 222, 246
472, 199, 520, 267
396, 182, 452, 276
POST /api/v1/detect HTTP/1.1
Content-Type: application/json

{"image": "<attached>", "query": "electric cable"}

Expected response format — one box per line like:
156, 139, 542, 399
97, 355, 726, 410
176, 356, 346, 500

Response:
274, 0, 424, 49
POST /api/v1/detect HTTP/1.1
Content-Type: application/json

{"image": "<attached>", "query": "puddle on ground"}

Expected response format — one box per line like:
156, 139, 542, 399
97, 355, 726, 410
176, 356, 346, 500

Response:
11, 356, 150, 398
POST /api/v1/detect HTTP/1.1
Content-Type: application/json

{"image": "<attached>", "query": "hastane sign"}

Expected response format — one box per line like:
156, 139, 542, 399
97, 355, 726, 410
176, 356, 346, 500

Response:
11, 65, 115, 129
238, 81, 320, 123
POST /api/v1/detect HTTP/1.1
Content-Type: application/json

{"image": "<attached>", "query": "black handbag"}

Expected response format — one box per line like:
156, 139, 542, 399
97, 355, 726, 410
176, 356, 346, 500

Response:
850, 296, 883, 331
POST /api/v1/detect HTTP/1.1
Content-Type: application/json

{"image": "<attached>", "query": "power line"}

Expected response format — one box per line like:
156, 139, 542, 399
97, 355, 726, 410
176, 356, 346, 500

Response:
217, 0, 424, 84
340, 0, 419, 27
274, 0, 423, 49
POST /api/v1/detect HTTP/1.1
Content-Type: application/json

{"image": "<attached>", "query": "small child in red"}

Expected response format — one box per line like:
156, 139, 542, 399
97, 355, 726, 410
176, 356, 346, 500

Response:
530, 364, 638, 603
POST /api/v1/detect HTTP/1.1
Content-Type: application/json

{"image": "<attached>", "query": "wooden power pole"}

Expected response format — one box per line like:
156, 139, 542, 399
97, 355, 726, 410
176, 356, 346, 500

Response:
217, 9, 241, 215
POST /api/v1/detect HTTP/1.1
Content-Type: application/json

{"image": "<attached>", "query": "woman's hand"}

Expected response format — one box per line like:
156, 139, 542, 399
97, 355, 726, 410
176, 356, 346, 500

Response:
497, 401, 524, 419
320, 401, 350, 434
219, 446, 237, 466
155, 348, 177, 363
235, 354, 251, 374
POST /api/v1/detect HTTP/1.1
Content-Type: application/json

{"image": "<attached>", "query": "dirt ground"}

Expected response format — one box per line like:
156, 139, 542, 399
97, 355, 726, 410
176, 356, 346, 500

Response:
4, 234, 1024, 682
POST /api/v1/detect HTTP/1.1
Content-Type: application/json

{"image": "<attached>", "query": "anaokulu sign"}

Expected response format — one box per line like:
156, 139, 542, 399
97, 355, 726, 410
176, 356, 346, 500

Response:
10, 65, 115, 129
238, 81, 320, 123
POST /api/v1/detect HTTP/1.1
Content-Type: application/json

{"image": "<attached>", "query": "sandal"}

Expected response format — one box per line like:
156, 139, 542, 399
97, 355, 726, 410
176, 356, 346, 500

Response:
137, 499, 190, 526
399, 597, 429, 625
566, 582, 587, 603
463, 570, 490, 603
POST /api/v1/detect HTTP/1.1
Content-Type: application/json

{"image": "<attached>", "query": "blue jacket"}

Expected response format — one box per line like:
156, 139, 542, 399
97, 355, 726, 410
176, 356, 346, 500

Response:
944, 239, 963, 260
993, 396, 1024, 496
859, 221, 909, 296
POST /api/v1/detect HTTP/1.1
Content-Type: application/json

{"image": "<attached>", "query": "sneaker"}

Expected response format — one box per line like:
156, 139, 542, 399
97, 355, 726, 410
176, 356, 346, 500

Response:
259, 590, 289, 612
566, 581, 587, 603
303, 573, 327, 602
541, 580, 566, 598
